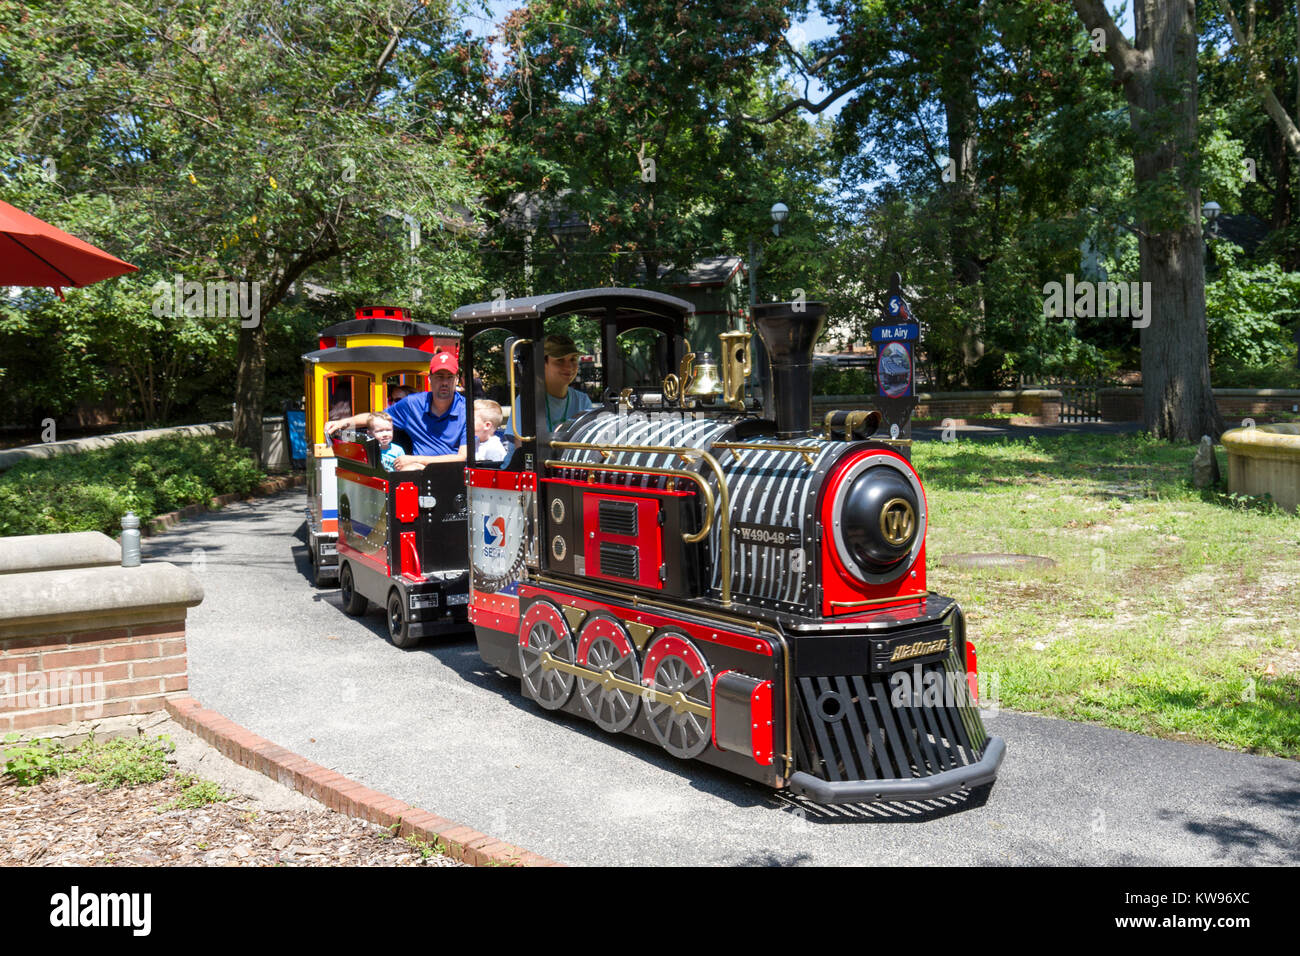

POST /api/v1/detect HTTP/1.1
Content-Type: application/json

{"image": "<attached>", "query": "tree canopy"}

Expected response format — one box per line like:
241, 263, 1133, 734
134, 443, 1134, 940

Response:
1, 0, 1296, 441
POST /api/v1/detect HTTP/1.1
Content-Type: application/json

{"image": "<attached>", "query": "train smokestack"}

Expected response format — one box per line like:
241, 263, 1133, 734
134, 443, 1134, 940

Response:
752, 300, 827, 438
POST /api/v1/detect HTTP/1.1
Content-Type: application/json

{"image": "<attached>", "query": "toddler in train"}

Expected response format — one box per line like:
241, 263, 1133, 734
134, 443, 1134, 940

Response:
367, 411, 406, 470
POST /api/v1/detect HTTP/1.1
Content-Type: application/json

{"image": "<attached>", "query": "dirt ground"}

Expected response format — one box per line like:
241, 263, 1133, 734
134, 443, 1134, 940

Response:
0, 717, 463, 867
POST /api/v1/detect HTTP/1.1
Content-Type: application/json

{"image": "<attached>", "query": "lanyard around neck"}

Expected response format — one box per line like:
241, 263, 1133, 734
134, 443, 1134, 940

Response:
546, 390, 572, 431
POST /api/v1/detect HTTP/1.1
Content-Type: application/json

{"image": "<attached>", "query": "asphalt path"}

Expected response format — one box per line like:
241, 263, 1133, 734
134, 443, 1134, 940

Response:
146, 490, 1300, 866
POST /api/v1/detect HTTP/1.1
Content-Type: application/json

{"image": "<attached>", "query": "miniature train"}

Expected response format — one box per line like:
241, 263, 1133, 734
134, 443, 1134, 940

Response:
302, 306, 471, 642
306, 290, 1004, 803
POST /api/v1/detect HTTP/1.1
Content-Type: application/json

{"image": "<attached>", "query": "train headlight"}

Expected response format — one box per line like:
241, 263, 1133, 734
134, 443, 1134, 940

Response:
829, 454, 927, 584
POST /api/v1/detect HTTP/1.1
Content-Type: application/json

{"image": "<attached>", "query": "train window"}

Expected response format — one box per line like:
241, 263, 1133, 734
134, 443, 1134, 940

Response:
467, 328, 511, 405
326, 373, 372, 421
544, 317, 602, 402
385, 373, 426, 406
615, 327, 670, 388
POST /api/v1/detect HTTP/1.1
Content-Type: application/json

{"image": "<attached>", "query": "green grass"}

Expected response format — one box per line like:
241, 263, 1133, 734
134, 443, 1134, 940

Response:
2, 733, 234, 807
158, 773, 234, 811
403, 834, 447, 859
3, 733, 176, 788
913, 433, 1300, 758
64, 735, 173, 789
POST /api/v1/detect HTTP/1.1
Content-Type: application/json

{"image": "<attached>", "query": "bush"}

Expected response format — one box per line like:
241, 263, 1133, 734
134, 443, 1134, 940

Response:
813, 364, 874, 396
0, 434, 266, 537
1212, 357, 1300, 389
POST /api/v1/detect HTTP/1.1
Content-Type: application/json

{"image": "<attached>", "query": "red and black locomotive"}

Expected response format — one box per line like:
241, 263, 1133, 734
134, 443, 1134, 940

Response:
448, 288, 1005, 804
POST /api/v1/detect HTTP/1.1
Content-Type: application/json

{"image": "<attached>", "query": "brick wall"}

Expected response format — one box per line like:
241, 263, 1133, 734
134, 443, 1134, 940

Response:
0, 622, 188, 733
0, 534, 202, 736
816, 390, 1063, 425
1100, 388, 1300, 423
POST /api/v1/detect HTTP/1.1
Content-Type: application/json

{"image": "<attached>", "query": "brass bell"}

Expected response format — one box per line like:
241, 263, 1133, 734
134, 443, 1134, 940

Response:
684, 351, 723, 400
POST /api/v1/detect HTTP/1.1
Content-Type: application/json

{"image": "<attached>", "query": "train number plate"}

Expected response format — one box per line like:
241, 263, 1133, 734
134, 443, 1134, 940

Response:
447, 592, 469, 606
871, 629, 950, 671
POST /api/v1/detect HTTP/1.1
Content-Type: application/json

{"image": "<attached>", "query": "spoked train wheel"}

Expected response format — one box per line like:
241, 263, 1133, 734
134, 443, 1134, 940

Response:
518, 601, 576, 711
642, 633, 713, 759
575, 616, 640, 733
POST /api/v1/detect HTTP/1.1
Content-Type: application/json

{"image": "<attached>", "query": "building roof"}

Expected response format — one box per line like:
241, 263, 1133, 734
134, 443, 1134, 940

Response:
1216, 214, 1269, 254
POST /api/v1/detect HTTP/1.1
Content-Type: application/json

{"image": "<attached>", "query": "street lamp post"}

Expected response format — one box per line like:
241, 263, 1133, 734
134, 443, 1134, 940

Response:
1202, 200, 1221, 276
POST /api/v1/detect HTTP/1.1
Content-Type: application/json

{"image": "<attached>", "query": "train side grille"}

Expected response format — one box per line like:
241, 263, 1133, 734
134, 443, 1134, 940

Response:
793, 648, 989, 785
598, 499, 639, 537
599, 542, 639, 580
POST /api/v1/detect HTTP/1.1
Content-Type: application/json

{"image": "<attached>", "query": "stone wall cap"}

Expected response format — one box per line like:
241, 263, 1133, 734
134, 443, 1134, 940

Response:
0, 531, 122, 575
0, 562, 204, 630
0, 421, 234, 472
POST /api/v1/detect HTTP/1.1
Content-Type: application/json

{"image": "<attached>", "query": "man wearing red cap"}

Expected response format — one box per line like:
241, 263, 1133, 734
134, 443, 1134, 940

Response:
324, 351, 467, 469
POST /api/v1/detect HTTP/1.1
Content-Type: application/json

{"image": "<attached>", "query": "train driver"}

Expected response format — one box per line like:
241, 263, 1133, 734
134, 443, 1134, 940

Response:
502, 333, 595, 447
324, 351, 467, 469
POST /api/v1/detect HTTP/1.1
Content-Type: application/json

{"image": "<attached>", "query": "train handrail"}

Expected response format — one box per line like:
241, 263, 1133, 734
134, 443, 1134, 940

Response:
507, 338, 535, 442
710, 441, 819, 466
546, 440, 733, 607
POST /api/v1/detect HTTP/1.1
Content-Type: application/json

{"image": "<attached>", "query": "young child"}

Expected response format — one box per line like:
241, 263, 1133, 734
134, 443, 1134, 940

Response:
368, 411, 406, 470
473, 399, 506, 464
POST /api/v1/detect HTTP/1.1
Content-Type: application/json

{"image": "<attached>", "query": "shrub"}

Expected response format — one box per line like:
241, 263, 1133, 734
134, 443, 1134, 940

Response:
0, 434, 266, 537
812, 364, 874, 396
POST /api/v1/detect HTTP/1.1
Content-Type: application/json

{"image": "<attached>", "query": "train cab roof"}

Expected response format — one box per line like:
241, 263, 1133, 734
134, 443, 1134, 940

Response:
318, 317, 459, 339
301, 344, 441, 366
451, 287, 694, 330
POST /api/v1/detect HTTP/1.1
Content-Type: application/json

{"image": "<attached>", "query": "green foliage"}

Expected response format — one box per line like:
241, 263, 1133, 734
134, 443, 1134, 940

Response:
2, 733, 64, 786
158, 773, 234, 811
3, 732, 175, 789
811, 364, 873, 396
64, 735, 172, 790
1204, 243, 1300, 368
484, 0, 834, 302
403, 834, 447, 859
0, 0, 489, 432
0, 434, 265, 536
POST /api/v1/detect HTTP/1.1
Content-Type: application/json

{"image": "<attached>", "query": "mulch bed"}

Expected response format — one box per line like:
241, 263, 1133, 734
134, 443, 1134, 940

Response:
0, 773, 462, 867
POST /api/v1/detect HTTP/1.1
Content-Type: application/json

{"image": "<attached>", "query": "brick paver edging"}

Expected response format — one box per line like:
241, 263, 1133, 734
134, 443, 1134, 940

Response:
145, 474, 306, 536
165, 696, 561, 867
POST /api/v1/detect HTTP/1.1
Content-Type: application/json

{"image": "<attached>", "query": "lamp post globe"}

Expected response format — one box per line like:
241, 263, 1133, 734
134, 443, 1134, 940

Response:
770, 202, 789, 236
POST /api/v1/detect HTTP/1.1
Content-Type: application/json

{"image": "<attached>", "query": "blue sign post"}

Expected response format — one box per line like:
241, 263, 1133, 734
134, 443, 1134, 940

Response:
870, 274, 921, 456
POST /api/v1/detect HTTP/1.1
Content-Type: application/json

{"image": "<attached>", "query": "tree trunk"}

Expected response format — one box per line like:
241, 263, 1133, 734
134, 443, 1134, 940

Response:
1138, 223, 1222, 438
941, 12, 986, 383
233, 320, 267, 458
1074, 0, 1224, 440
946, 99, 986, 379
1129, 0, 1223, 440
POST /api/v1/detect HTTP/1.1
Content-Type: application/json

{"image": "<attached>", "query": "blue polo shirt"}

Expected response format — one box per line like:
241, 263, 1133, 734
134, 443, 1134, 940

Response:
386, 391, 467, 456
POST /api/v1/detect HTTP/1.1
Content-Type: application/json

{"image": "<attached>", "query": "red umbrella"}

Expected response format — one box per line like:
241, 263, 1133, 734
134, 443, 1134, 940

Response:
0, 198, 138, 296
